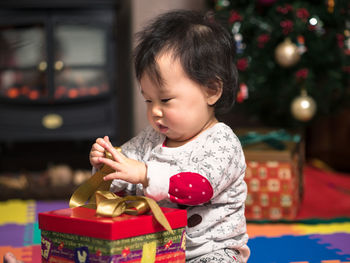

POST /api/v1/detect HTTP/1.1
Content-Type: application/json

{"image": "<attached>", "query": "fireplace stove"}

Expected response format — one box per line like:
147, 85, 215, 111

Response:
0, 0, 131, 172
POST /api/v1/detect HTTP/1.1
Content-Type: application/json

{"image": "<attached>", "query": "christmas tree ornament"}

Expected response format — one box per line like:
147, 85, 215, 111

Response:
237, 83, 248, 103
296, 8, 310, 23
308, 16, 318, 27
237, 57, 248, 71
296, 35, 307, 54
280, 20, 294, 35
231, 22, 245, 54
275, 38, 301, 67
216, 0, 230, 10
257, 34, 270, 48
276, 4, 293, 15
234, 33, 245, 54
291, 89, 316, 121
295, 68, 309, 81
344, 30, 350, 55
308, 16, 325, 35
327, 0, 335, 13
231, 21, 241, 34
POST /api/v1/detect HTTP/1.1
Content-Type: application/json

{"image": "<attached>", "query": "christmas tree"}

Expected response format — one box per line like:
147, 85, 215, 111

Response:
211, 0, 350, 128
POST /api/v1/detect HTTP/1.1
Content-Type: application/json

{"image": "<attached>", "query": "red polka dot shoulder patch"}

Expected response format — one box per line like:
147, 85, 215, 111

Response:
168, 172, 213, 205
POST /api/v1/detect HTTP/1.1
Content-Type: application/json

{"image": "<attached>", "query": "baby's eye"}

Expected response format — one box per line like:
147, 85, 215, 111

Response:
161, 98, 172, 103
145, 99, 152, 103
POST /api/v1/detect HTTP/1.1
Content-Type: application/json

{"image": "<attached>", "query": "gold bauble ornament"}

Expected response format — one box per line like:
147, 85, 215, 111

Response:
291, 90, 317, 121
275, 38, 301, 67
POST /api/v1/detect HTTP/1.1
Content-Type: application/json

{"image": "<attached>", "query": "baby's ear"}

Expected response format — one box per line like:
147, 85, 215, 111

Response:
205, 80, 223, 106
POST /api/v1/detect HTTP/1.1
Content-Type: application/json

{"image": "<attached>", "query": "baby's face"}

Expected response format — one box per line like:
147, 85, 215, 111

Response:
140, 52, 217, 147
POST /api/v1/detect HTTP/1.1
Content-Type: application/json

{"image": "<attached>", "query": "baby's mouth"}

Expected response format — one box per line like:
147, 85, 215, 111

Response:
157, 124, 168, 133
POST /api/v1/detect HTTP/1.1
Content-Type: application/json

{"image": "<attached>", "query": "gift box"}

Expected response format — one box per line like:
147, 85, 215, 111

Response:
238, 129, 304, 221
38, 206, 187, 263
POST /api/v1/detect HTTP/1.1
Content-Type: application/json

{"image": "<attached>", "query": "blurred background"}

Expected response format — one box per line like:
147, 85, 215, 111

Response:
0, 0, 348, 201
0, 1, 349, 262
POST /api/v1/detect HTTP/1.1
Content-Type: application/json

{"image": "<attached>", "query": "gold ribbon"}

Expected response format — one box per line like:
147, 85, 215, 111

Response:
69, 147, 173, 234
69, 147, 118, 208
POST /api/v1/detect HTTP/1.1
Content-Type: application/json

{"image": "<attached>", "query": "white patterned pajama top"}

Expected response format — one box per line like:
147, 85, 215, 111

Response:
110, 122, 250, 262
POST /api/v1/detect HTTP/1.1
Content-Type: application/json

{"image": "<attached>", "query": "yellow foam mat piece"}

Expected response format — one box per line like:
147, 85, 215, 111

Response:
248, 222, 350, 238
0, 200, 35, 225
293, 222, 350, 235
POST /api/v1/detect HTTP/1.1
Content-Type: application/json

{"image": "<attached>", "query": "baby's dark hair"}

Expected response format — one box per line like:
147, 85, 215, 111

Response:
134, 9, 238, 114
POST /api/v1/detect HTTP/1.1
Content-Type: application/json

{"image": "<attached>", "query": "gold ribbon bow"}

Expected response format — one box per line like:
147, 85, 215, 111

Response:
69, 147, 173, 233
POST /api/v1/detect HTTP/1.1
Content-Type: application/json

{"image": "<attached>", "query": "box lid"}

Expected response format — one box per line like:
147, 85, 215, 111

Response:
39, 206, 187, 240
236, 128, 302, 162
244, 142, 296, 162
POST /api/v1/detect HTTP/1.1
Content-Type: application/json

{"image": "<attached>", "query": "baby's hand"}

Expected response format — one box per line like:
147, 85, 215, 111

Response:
89, 136, 110, 170
97, 140, 148, 188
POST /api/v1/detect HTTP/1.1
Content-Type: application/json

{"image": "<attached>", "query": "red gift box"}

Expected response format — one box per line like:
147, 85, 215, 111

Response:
238, 128, 304, 221
244, 161, 301, 220
39, 206, 187, 263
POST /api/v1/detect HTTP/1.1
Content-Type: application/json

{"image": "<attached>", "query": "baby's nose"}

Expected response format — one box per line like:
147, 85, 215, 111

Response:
151, 104, 163, 117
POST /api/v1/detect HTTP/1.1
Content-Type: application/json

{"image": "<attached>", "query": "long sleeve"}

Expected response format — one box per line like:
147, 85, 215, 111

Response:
143, 124, 246, 207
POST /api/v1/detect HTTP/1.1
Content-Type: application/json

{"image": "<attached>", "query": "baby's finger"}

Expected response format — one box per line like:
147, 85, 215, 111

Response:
103, 172, 119, 181
98, 157, 120, 171
90, 156, 102, 167
104, 136, 110, 144
102, 142, 124, 162
95, 138, 107, 148
90, 150, 104, 158
103, 136, 115, 150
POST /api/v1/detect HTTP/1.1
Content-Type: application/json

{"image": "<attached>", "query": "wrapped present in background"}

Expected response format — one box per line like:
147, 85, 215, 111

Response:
39, 206, 187, 263
238, 129, 304, 221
